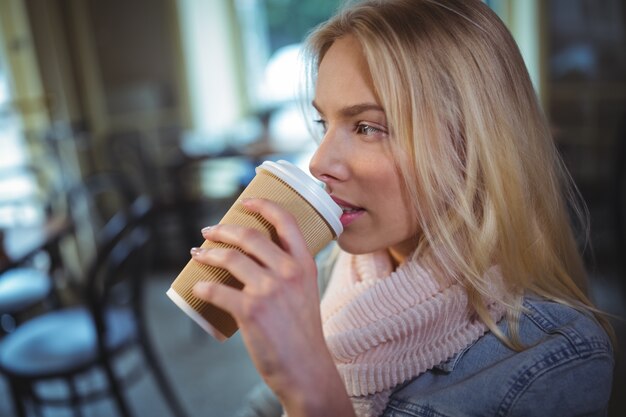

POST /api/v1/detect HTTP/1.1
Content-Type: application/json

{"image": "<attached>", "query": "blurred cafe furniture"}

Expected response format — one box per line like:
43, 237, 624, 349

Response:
105, 126, 262, 267
0, 267, 51, 332
105, 129, 190, 267
0, 173, 189, 417
98, 101, 315, 270
0, 216, 71, 334
0, 164, 71, 334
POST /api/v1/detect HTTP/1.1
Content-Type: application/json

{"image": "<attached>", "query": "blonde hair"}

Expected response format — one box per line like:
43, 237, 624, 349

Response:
303, 0, 613, 348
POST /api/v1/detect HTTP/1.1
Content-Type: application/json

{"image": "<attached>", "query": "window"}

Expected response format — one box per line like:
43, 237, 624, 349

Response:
234, 0, 341, 170
237, 0, 341, 107
0, 30, 42, 227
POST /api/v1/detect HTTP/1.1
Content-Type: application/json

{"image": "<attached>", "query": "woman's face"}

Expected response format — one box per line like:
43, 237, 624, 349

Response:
309, 35, 420, 263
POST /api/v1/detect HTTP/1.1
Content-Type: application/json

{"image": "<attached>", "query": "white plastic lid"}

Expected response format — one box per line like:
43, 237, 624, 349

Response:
257, 160, 343, 237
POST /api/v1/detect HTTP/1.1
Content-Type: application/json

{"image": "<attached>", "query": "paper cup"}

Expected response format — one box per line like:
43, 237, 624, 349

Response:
166, 160, 343, 340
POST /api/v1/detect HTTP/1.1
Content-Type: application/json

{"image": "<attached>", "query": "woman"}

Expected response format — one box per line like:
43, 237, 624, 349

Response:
191, 0, 615, 416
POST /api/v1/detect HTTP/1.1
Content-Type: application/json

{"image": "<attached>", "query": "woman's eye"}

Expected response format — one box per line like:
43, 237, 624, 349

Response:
355, 123, 385, 136
313, 119, 327, 133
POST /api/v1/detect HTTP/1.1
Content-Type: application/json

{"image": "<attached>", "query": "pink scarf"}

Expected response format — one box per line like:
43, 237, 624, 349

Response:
320, 250, 506, 417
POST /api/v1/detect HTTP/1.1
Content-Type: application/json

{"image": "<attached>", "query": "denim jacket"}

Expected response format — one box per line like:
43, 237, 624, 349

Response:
236, 249, 615, 417
384, 296, 614, 417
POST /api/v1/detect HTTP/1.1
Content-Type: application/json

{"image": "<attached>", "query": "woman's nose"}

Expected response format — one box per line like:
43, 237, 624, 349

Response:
309, 130, 348, 185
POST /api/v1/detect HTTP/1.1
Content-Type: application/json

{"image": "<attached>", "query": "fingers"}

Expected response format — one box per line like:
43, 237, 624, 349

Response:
201, 224, 285, 268
193, 198, 316, 295
190, 247, 261, 287
201, 198, 311, 263
240, 198, 310, 259
193, 281, 243, 318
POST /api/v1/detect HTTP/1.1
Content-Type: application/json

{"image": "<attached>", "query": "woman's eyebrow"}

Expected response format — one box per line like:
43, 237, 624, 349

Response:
312, 101, 385, 118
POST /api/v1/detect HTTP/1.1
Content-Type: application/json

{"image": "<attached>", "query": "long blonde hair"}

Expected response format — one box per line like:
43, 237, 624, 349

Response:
303, 0, 613, 348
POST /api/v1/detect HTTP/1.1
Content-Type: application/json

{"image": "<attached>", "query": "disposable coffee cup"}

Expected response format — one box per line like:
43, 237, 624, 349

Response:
166, 160, 343, 341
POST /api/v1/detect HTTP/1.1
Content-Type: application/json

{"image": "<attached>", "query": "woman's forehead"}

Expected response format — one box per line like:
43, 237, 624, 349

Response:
314, 36, 379, 112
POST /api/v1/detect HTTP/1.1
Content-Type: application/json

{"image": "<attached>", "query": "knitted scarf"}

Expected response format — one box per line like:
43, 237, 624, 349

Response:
320, 250, 506, 417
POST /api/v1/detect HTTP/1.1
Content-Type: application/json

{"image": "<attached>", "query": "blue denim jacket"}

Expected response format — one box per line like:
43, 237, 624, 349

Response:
384, 296, 614, 417
236, 250, 615, 417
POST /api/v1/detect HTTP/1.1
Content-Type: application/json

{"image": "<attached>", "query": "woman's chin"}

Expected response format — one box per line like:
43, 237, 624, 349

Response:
336, 235, 380, 255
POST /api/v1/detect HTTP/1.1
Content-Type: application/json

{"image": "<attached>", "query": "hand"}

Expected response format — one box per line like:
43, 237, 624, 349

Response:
191, 198, 354, 416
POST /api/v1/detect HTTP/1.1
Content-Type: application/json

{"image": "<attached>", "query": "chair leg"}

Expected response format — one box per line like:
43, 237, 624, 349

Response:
100, 357, 133, 417
8, 379, 28, 417
138, 334, 189, 417
67, 376, 84, 417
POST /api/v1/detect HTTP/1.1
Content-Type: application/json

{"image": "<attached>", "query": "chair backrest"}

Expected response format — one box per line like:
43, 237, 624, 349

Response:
82, 193, 154, 339
106, 130, 163, 201
63, 172, 138, 281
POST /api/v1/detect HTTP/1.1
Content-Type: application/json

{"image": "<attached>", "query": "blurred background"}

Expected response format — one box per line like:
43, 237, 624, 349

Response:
0, 0, 624, 416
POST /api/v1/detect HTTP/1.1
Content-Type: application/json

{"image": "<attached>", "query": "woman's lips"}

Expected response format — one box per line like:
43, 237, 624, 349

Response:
332, 196, 365, 227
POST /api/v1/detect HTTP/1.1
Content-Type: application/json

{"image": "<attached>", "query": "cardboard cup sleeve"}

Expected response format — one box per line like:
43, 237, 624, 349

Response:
166, 160, 343, 340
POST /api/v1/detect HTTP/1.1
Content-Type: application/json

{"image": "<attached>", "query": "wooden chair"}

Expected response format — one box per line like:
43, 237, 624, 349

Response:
0, 164, 69, 334
0, 174, 189, 417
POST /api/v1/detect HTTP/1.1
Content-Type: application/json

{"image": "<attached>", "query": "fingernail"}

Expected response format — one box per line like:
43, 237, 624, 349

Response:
201, 226, 212, 234
190, 247, 203, 256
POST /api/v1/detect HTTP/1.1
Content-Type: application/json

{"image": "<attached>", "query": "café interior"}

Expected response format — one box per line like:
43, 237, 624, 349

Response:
0, 0, 625, 416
